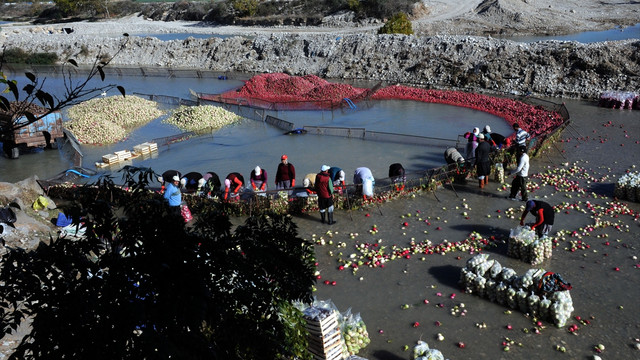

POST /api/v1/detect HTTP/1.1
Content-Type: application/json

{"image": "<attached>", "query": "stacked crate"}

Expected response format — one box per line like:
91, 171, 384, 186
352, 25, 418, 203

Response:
101, 153, 119, 164
304, 307, 345, 360
133, 142, 158, 155
115, 150, 132, 161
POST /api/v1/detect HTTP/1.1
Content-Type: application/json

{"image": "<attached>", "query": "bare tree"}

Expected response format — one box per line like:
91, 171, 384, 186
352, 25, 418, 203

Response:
0, 34, 129, 137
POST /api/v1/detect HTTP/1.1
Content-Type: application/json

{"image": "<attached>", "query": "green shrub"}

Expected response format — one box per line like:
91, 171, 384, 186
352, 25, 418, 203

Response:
232, 0, 259, 17
378, 12, 413, 35
1, 48, 58, 65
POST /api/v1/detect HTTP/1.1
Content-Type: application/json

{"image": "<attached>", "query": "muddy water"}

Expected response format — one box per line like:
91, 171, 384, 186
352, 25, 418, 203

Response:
0, 73, 510, 184
301, 99, 640, 360
3, 71, 639, 360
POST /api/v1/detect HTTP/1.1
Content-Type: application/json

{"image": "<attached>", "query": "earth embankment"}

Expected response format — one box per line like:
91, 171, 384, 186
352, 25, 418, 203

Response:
2, 28, 639, 99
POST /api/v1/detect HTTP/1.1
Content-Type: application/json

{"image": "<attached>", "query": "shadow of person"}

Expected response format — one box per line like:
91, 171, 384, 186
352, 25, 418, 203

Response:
428, 265, 462, 288
371, 349, 406, 360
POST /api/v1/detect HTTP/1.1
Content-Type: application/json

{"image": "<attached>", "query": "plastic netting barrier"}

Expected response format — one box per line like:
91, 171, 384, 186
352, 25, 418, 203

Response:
303, 126, 366, 139
152, 131, 198, 147
265, 115, 294, 131
135, 93, 198, 106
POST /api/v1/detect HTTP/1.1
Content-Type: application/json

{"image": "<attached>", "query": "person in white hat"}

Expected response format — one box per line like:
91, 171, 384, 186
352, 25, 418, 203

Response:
163, 174, 182, 215
250, 166, 267, 193
158, 169, 181, 194
315, 165, 336, 224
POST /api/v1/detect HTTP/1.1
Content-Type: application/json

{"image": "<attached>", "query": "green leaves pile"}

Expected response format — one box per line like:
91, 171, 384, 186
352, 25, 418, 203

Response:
164, 105, 241, 133
66, 95, 164, 144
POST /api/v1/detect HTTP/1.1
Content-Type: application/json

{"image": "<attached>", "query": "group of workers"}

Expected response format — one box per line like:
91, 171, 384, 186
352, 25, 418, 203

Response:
158, 155, 408, 220
159, 123, 553, 235
444, 123, 551, 237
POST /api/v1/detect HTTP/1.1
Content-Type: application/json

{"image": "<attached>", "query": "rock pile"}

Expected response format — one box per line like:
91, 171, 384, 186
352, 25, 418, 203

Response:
2, 29, 638, 99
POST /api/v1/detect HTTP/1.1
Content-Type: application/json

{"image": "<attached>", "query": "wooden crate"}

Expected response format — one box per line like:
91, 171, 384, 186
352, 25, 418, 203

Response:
305, 310, 338, 335
114, 150, 132, 161
133, 144, 151, 154
304, 308, 344, 360
102, 153, 118, 164
140, 142, 158, 152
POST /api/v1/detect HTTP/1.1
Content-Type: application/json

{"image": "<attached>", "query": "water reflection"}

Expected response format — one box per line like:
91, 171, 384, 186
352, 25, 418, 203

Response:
501, 23, 640, 43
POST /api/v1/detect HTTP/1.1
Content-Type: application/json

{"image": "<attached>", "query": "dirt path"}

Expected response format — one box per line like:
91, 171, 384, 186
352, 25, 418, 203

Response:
415, 0, 481, 23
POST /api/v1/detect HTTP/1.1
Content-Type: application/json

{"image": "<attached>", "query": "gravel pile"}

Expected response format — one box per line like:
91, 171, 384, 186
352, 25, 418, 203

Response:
2, 27, 638, 99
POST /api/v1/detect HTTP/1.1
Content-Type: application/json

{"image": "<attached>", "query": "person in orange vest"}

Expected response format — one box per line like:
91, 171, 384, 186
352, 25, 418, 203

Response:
224, 172, 244, 201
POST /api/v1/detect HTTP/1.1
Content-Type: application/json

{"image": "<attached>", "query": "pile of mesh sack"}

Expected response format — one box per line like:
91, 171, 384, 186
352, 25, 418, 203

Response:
412, 341, 445, 360
614, 171, 640, 202
507, 226, 552, 265
460, 254, 573, 327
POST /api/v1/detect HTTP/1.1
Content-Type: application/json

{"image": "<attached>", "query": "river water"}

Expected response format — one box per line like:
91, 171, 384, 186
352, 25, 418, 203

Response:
0, 71, 513, 185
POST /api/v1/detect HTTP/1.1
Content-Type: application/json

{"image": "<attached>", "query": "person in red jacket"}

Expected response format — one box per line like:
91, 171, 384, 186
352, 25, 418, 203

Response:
315, 165, 336, 225
275, 154, 296, 193
224, 172, 244, 201
520, 200, 555, 238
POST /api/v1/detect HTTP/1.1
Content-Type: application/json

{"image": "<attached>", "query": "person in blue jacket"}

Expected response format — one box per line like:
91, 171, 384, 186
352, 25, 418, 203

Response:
163, 175, 182, 216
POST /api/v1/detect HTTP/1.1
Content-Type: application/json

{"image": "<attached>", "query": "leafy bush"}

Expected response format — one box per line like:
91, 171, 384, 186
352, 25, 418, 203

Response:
1, 48, 58, 65
378, 12, 413, 35
232, 0, 259, 17
0, 167, 316, 359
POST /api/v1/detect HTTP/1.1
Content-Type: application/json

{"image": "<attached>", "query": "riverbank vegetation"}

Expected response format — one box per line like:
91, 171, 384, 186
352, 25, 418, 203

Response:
0, 167, 316, 359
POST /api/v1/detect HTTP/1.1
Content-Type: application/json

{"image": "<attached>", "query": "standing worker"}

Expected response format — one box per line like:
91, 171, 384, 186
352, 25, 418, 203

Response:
250, 166, 267, 194
520, 200, 555, 238
388, 163, 406, 191
475, 134, 492, 189
513, 123, 531, 148
353, 167, 375, 199
464, 127, 480, 160
163, 175, 182, 216
158, 170, 181, 194
224, 172, 245, 201
315, 165, 336, 225
275, 154, 296, 193
508, 146, 529, 201
509, 123, 531, 161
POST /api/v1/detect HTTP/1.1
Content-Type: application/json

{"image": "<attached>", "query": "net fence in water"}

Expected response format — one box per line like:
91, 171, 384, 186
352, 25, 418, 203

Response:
265, 115, 295, 131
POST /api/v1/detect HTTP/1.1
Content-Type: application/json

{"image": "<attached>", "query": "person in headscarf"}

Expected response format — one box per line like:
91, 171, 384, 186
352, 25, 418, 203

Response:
353, 167, 375, 199
250, 166, 267, 193
464, 127, 480, 160
224, 172, 245, 201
